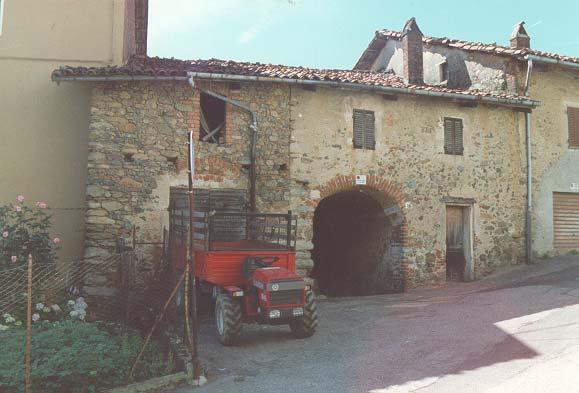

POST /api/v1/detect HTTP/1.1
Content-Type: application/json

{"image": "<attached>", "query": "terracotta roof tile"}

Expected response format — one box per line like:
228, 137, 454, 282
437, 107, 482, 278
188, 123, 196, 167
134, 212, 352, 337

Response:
52, 57, 534, 104
376, 29, 579, 64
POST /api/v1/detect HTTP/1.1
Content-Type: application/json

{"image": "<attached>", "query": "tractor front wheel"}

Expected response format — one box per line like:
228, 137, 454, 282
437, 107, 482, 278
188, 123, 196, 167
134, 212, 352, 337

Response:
289, 289, 318, 338
215, 293, 242, 346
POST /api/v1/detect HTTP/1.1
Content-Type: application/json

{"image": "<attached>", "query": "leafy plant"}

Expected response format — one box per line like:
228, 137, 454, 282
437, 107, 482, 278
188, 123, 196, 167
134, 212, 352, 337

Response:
0, 195, 61, 271
0, 321, 172, 393
569, 249, 579, 256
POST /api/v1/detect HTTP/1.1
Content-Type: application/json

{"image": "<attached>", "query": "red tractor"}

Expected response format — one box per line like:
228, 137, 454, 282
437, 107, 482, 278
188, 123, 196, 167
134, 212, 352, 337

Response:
192, 211, 317, 346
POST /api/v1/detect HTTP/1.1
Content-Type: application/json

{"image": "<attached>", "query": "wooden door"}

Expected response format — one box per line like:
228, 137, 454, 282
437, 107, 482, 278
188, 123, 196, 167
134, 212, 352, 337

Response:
553, 193, 579, 251
446, 206, 466, 281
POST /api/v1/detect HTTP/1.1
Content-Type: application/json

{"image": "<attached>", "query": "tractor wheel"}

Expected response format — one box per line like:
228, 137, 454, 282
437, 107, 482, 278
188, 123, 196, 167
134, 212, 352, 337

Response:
289, 289, 318, 338
215, 293, 242, 346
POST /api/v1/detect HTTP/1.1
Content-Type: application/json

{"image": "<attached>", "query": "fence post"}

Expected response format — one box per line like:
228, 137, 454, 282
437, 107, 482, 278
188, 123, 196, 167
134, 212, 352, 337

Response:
25, 254, 33, 393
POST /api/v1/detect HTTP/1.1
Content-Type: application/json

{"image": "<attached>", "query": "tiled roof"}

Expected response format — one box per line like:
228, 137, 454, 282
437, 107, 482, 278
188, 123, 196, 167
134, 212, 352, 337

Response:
52, 57, 534, 105
355, 29, 579, 69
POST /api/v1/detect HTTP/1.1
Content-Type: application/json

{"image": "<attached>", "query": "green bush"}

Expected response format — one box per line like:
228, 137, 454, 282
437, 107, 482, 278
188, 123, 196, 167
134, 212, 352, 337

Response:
0, 321, 173, 393
0, 195, 61, 271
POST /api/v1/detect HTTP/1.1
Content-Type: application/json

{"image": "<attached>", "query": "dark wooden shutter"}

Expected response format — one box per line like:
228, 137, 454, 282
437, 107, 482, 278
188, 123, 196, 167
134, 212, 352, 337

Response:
454, 119, 464, 154
568, 107, 579, 148
364, 111, 376, 149
353, 109, 375, 150
353, 110, 365, 149
444, 118, 463, 155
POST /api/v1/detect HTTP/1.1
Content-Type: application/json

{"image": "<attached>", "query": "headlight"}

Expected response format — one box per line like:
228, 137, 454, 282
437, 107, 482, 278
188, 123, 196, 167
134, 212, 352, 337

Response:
292, 308, 303, 316
269, 309, 281, 319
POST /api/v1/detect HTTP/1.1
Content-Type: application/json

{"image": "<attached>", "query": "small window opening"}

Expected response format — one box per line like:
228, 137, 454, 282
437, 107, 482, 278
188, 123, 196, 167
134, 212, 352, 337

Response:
438, 61, 449, 84
123, 153, 134, 162
200, 93, 226, 144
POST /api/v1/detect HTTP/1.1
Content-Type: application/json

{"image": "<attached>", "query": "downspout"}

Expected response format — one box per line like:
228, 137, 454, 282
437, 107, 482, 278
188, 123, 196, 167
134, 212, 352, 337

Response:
524, 59, 533, 264
187, 77, 259, 212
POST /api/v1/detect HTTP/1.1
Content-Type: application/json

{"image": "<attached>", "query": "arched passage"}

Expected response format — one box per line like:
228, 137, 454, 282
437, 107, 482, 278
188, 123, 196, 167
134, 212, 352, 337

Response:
311, 186, 405, 296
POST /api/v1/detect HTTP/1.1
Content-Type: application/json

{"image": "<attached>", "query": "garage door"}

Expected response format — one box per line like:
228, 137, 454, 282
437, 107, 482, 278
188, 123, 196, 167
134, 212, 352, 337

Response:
553, 192, 579, 251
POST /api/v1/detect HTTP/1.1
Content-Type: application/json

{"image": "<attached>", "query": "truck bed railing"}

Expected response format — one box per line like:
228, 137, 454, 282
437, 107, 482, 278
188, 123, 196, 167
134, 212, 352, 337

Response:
171, 210, 297, 251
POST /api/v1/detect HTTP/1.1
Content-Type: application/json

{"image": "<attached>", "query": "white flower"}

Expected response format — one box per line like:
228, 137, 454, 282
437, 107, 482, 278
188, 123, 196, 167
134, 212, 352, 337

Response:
0, 324, 8, 331
35, 303, 44, 311
70, 310, 79, 318
31, 313, 40, 322
5, 316, 15, 323
67, 300, 75, 307
3, 313, 10, 320
42, 307, 51, 313
51, 304, 61, 312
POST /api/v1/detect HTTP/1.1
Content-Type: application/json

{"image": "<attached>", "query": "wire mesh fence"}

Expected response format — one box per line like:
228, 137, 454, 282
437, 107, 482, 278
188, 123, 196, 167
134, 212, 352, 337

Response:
0, 240, 191, 393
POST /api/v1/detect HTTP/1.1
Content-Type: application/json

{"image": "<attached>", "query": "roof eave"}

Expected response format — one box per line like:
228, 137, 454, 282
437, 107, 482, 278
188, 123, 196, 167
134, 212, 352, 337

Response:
186, 72, 539, 109
51, 71, 539, 110
525, 54, 579, 69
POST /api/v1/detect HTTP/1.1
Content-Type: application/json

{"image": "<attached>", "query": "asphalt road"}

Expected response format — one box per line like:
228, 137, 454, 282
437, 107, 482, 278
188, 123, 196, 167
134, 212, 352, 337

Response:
171, 256, 579, 393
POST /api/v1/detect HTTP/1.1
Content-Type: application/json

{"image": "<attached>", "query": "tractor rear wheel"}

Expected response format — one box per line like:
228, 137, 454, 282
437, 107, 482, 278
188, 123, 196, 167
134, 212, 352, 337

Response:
289, 289, 318, 338
215, 293, 242, 346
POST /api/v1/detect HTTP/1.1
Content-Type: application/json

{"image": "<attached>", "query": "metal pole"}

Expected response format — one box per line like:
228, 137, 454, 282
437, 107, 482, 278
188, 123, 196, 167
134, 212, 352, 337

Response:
186, 131, 202, 378
25, 254, 33, 393
525, 112, 533, 264
524, 59, 534, 264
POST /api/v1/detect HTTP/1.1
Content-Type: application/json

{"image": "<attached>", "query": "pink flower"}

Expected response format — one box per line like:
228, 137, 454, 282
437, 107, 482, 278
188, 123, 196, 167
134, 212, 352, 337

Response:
2, 231, 8, 238
53, 237, 61, 244
15, 206, 22, 212
36, 201, 47, 209
10, 256, 17, 263
17, 195, 24, 202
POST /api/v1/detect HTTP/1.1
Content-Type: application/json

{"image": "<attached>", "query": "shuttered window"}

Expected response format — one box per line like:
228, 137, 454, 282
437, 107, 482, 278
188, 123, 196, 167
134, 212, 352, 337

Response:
444, 117, 464, 155
568, 107, 579, 149
353, 109, 375, 150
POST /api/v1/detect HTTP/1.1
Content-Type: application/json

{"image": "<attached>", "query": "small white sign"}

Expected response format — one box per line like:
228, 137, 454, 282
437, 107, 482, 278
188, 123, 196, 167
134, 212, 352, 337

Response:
571, 183, 579, 192
355, 175, 367, 185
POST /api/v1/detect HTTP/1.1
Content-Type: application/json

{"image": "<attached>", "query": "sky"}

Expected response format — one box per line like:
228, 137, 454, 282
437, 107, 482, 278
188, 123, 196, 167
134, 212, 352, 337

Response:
148, 0, 579, 70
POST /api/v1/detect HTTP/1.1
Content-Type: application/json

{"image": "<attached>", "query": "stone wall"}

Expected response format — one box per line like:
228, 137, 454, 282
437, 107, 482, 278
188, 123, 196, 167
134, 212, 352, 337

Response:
83, 80, 291, 295
289, 86, 527, 287
83, 79, 528, 293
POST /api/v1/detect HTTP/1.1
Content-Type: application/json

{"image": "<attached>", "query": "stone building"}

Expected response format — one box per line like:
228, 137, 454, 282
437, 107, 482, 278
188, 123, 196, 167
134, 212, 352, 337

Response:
355, 20, 579, 259
52, 17, 579, 298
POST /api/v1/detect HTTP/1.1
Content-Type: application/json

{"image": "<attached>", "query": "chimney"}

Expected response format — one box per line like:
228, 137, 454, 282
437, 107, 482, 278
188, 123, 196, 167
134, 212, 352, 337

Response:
123, 0, 149, 61
510, 21, 530, 49
402, 17, 424, 85
134, 0, 149, 56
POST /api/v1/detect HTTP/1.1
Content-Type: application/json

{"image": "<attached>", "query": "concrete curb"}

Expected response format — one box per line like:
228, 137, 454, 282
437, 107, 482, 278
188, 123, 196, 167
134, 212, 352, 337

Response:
106, 372, 188, 393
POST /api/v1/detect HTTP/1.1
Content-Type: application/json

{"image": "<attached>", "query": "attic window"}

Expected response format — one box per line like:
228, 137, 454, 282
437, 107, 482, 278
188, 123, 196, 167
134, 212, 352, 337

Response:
199, 93, 225, 144
438, 61, 449, 83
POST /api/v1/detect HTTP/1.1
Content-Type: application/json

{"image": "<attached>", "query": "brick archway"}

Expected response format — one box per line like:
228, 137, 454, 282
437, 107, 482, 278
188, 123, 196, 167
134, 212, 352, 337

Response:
317, 174, 409, 249
313, 174, 411, 293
